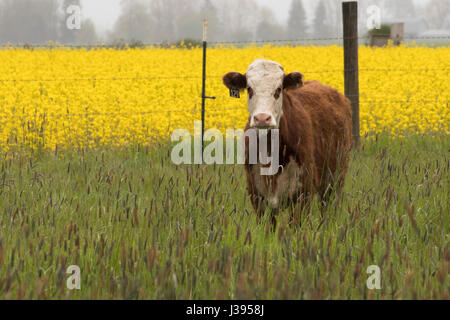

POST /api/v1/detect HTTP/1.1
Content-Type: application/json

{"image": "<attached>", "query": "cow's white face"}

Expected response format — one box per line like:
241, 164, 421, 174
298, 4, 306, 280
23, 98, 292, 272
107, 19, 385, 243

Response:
246, 59, 284, 128
223, 59, 303, 129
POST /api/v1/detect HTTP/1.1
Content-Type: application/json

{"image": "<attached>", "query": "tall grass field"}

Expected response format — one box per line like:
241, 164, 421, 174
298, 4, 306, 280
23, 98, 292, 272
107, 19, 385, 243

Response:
0, 134, 448, 299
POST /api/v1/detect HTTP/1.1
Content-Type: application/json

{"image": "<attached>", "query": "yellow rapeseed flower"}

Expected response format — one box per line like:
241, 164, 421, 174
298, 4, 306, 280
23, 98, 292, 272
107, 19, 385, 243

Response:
0, 44, 448, 150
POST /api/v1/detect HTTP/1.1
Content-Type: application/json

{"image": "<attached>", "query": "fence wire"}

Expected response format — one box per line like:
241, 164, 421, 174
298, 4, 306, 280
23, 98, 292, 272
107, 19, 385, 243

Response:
0, 39, 448, 121
1, 34, 449, 49
0, 67, 447, 83
0, 99, 448, 120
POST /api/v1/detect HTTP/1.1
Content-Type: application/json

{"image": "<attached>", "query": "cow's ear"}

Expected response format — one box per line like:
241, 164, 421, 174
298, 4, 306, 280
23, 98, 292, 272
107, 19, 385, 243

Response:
223, 72, 247, 90
283, 72, 303, 90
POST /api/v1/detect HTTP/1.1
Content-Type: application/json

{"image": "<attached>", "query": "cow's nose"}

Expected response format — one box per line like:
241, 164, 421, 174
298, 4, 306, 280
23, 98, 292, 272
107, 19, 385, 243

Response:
253, 113, 272, 127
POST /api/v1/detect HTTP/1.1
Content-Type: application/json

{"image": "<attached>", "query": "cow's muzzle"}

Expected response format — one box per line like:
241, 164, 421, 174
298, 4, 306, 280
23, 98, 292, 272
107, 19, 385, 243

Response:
253, 113, 273, 128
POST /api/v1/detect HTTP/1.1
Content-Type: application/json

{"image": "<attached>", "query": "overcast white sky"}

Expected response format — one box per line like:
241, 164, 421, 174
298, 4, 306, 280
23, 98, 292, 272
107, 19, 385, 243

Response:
80, 0, 293, 35
81, 0, 431, 36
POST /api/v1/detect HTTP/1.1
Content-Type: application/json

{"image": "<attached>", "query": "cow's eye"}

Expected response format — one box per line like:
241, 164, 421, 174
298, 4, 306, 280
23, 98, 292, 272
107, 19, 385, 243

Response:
274, 87, 282, 99
248, 87, 253, 99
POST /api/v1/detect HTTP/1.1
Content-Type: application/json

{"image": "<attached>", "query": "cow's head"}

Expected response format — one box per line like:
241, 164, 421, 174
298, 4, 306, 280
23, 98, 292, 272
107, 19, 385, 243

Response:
223, 59, 303, 128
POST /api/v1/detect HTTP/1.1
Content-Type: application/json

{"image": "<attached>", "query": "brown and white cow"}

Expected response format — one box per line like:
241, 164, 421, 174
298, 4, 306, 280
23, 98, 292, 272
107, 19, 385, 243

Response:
223, 59, 352, 221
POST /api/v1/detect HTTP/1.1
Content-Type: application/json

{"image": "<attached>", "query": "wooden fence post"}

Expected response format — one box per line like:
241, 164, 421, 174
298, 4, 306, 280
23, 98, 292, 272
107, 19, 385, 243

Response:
342, 1, 360, 147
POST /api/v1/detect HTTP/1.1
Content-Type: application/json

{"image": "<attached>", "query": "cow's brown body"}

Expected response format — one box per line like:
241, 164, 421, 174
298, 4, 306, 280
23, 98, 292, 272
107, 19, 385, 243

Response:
244, 80, 352, 217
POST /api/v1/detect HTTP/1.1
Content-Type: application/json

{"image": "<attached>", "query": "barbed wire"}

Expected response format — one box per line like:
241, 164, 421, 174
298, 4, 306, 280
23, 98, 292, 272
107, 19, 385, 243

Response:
0, 34, 448, 49
207, 67, 449, 76
209, 36, 361, 45
305, 67, 450, 73
0, 99, 447, 119
0, 75, 204, 82
209, 35, 450, 45
0, 106, 250, 119
394, 35, 450, 40
0, 67, 447, 83
0, 39, 447, 121
0, 97, 447, 107
359, 99, 449, 103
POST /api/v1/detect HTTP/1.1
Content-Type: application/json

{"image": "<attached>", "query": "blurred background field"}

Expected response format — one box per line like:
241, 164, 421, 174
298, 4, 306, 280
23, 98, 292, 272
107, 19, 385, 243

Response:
0, 44, 448, 151
1, 0, 449, 151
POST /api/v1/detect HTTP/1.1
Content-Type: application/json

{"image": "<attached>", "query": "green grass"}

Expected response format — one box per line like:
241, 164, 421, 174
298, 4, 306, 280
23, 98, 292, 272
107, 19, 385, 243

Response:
0, 134, 448, 299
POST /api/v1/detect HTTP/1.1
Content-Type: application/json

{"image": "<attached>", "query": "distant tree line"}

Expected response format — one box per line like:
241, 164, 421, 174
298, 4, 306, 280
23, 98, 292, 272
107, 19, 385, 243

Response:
0, 0, 446, 46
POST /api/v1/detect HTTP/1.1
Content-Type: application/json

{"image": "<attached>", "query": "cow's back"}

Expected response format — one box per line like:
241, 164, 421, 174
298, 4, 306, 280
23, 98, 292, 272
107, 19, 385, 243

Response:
288, 81, 352, 138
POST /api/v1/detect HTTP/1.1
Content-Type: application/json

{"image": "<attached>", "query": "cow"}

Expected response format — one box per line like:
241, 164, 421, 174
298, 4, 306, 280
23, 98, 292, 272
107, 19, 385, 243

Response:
223, 59, 352, 224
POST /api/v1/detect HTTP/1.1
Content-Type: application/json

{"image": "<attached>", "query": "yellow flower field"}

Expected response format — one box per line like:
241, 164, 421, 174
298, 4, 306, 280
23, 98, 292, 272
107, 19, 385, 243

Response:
0, 44, 448, 150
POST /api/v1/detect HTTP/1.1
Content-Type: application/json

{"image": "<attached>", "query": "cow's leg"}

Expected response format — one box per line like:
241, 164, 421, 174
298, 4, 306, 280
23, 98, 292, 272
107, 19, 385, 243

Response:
288, 200, 303, 228
249, 193, 265, 218
322, 155, 349, 209
269, 207, 278, 230
251, 195, 278, 230
326, 141, 351, 208
332, 169, 347, 207
318, 182, 333, 210
245, 164, 266, 218
318, 152, 347, 210
299, 163, 316, 215
290, 187, 313, 223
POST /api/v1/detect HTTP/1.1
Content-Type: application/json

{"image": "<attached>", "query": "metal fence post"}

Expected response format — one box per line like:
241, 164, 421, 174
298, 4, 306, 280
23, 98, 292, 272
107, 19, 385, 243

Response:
200, 18, 216, 156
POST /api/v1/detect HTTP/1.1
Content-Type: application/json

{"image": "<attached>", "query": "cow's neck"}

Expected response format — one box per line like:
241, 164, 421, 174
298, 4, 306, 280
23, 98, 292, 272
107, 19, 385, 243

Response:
263, 118, 292, 169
